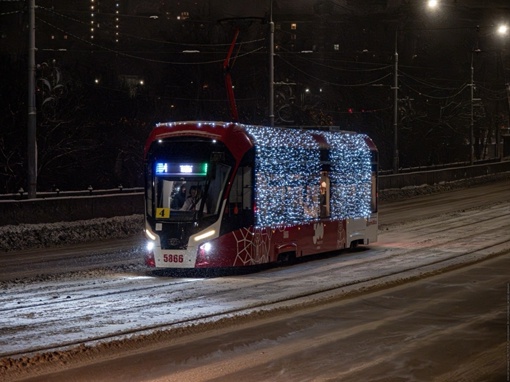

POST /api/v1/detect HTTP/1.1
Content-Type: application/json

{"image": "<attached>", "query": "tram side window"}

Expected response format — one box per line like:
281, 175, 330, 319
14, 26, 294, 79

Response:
223, 164, 254, 231
229, 165, 252, 214
206, 162, 231, 215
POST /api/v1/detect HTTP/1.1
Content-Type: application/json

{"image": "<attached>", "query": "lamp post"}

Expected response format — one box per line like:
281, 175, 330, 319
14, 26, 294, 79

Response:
470, 24, 507, 165
27, 0, 37, 199
391, 1, 439, 174
394, 20, 508, 171
470, 52, 475, 165
269, 0, 275, 127
392, 30, 399, 174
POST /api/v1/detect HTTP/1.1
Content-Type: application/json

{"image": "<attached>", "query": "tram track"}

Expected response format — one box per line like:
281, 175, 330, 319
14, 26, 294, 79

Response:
2, 207, 507, 322
380, 200, 509, 232
0, 279, 196, 313
1, 200, 510, 360
0, 180, 510, 377
2, 237, 509, 360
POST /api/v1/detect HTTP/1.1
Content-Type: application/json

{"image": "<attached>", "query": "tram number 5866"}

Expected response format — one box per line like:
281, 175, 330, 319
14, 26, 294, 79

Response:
163, 254, 184, 263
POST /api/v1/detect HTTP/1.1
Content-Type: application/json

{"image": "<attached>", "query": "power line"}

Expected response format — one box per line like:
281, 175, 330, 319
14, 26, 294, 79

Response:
38, 6, 267, 49
277, 46, 392, 72
36, 16, 265, 65
278, 55, 392, 87
399, 70, 465, 91
0, 10, 21, 16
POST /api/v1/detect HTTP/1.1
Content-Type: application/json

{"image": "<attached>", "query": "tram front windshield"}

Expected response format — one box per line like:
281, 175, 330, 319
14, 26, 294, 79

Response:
146, 139, 235, 223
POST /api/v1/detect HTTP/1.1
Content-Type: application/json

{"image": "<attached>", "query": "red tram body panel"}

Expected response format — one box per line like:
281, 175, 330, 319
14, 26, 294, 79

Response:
143, 121, 378, 270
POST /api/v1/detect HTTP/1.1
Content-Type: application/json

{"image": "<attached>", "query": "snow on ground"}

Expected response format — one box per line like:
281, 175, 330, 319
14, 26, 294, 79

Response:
1, 200, 509, 380
0, 175, 509, 380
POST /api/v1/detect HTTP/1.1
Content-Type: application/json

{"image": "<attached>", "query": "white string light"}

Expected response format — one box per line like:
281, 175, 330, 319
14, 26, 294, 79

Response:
245, 125, 321, 228
244, 126, 372, 228
320, 131, 372, 220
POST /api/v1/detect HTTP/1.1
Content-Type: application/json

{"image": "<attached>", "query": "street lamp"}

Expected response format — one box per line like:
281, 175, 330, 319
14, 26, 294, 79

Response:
497, 24, 508, 36
427, 0, 439, 10
470, 51, 476, 165
392, 30, 399, 174
394, 20, 508, 172
27, 0, 37, 199
269, 0, 275, 126
392, 4, 439, 174
470, 23, 508, 165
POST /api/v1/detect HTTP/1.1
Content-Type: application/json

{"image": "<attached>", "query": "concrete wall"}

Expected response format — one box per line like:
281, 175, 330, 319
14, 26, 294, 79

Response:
1, 160, 509, 226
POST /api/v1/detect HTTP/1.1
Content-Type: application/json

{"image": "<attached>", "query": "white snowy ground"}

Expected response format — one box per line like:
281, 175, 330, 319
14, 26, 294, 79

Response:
0, 175, 509, 380
1, 207, 509, 379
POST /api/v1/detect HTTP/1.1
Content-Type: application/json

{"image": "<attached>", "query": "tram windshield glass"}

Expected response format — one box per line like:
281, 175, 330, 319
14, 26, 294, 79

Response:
145, 138, 235, 223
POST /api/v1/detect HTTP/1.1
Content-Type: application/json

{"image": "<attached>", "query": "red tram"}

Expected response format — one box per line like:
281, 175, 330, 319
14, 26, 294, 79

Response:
143, 121, 378, 269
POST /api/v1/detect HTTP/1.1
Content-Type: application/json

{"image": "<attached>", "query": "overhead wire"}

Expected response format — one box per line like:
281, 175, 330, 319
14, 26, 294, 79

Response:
399, 70, 465, 91
25, 4, 510, 114
0, 10, 21, 16
400, 68, 508, 102
474, 84, 508, 101
276, 45, 392, 72
37, 6, 266, 49
35, 16, 265, 65
399, 77, 469, 100
278, 55, 392, 87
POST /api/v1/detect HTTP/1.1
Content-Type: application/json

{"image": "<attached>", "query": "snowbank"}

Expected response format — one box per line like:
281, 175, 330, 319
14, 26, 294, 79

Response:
0, 215, 144, 252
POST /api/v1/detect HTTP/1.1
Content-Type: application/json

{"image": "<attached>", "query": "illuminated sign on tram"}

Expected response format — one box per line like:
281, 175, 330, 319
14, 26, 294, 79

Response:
155, 162, 208, 176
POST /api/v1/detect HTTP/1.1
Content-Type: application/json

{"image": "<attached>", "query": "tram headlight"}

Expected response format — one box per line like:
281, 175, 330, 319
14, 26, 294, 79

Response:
200, 242, 212, 253
197, 241, 213, 265
146, 241, 155, 252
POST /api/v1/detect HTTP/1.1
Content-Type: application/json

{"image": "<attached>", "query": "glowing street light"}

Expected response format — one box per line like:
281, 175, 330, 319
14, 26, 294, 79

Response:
497, 24, 508, 36
427, 0, 439, 10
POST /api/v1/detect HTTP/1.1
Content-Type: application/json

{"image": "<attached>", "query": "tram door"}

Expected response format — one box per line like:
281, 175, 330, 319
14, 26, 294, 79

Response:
320, 172, 330, 218
222, 159, 254, 233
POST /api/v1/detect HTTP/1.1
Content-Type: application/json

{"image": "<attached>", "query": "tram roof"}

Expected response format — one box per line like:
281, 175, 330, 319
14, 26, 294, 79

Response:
146, 121, 377, 158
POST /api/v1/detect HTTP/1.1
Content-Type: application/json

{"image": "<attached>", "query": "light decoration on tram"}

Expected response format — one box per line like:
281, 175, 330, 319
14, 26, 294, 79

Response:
245, 125, 321, 228
321, 132, 372, 219
245, 126, 373, 228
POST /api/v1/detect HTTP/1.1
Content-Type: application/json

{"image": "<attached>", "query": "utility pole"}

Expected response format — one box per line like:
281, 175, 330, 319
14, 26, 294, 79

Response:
27, 0, 37, 198
269, 0, 275, 127
470, 53, 474, 165
392, 31, 399, 174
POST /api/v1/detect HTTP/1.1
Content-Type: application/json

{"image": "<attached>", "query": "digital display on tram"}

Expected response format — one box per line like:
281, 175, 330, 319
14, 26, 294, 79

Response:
155, 162, 208, 176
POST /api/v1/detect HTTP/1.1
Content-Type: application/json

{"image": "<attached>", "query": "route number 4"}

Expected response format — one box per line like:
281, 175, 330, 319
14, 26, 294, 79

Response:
156, 208, 170, 218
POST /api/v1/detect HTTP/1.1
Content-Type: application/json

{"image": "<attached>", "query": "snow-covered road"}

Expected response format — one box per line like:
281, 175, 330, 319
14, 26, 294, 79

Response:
0, 179, 509, 380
